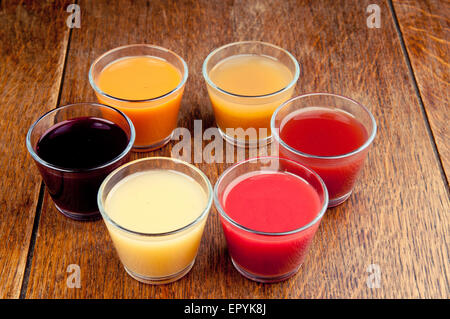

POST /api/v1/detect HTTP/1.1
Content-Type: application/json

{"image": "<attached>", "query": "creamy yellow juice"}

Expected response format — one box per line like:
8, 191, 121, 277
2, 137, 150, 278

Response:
104, 169, 208, 280
207, 54, 295, 142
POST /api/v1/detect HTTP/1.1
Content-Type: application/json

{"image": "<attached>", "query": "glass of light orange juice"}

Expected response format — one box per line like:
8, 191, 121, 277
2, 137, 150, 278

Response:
89, 44, 188, 151
202, 41, 300, 147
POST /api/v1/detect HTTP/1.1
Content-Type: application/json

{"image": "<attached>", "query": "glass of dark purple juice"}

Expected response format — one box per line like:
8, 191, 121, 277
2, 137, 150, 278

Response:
26, 103, 135, 220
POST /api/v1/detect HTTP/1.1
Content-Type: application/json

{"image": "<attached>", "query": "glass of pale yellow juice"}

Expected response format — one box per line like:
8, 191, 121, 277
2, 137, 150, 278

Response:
202, 41, 300, 147
97, 157, 212, 284
89, 44, 188, 151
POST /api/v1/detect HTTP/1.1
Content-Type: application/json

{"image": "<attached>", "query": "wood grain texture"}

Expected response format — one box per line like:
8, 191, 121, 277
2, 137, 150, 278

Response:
0, 0, 71, 298
392, 0, 449, 181
22, 0, 449, 298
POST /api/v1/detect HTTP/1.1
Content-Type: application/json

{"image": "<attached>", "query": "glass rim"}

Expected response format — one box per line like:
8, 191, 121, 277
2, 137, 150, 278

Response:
202, 41, 301, 99
26, 102, 136, 173
271, 92, 377, 160
97, 157, 213, 237
88, 44, 189, 104
213, 156, 329, 236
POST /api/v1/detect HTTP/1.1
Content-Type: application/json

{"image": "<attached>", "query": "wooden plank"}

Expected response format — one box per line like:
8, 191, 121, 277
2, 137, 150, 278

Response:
25, 0, 449, 298
0, 1, 71, 298
392, 0, 449, 180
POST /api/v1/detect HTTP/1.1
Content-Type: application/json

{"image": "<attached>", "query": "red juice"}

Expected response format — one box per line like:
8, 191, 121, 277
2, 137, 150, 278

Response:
279, 108, 369, 201
220, 171, 322, 279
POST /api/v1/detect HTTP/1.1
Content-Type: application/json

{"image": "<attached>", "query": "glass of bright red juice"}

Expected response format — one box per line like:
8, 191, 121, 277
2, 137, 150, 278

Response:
214, 157, 328, 283
271, 93, 377, 207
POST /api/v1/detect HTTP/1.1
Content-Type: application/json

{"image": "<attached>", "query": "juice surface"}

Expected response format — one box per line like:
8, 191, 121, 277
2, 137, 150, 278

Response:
105, 170, 207, 233
98, 56, 181, 101
223, 171, 321, 233
209, 54, 293, 96
280, 108, 368, 157
36, 117, 129, 169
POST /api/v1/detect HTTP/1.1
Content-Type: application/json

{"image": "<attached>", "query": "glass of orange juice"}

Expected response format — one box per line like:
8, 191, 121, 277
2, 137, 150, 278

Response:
89, 44, 188, 151
202, 41, 300, 147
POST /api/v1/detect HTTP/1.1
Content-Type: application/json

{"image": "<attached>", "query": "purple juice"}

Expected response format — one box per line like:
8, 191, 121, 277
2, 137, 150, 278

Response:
35, 117, 130, 219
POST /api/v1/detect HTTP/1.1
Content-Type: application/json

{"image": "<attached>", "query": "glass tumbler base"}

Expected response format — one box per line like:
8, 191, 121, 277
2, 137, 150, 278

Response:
328, 190, 352, 207
54, 203, 100, 221
132, 132, 173, 152
218, 127, 272, 149
123, 259, 196, 285
231, 257, 301, 283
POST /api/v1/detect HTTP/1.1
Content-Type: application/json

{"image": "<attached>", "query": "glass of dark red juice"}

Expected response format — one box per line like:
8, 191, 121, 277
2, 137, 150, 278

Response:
271, 93, 376, 207
26, 103, 135, 220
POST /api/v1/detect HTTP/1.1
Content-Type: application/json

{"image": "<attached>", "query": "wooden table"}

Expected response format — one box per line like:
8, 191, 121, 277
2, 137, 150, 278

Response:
0, 0, 448, 299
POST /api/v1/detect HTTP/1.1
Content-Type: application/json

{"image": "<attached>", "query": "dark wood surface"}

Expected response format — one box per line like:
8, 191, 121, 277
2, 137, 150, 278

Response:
1, 0, 448, 299
0, 0, 71, 298
392, 0, 449, 178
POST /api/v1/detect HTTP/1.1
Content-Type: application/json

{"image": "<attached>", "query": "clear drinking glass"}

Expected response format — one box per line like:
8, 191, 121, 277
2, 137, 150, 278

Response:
98, 157, 213, 284
26, 103, 135, 220
271, 93, 377, 206
214, 157, 328, 283
202, 41, 300, 148
89, 44, 188, 151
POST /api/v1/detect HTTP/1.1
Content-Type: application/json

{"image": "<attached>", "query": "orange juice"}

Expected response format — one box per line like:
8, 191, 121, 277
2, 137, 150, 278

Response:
94, 55, 185, 150
206, 54, 295, 143
98, 56, 181, 100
